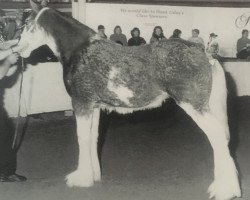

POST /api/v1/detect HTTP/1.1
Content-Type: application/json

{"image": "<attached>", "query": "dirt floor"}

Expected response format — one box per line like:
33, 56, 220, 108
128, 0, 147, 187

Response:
1, 98, 250, 200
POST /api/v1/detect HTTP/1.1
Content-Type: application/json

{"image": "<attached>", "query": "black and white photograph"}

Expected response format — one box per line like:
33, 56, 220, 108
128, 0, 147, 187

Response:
0, 0, 250, 199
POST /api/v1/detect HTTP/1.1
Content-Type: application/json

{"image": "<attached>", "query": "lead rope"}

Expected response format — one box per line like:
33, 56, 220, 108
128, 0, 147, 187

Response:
12, 58, 25, 150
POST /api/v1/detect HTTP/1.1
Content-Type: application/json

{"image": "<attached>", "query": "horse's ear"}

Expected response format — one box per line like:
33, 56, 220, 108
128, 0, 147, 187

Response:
30, 0, 42, 13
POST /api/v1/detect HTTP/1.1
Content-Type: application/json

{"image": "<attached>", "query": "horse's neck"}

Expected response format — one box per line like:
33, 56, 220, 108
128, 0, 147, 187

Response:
45, 36, 60, 58
41, 11, 95, 63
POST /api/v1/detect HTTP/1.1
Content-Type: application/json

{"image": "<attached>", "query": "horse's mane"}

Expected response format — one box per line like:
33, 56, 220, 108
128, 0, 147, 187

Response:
36, 9, 96, 63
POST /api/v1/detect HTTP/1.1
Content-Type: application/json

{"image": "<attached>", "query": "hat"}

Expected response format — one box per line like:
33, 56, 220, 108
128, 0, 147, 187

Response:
98, 25, 105, 30
210, 33, 218, 37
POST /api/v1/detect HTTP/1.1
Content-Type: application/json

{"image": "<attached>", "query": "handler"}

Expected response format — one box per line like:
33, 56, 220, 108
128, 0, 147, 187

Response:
0, 42, 26, 182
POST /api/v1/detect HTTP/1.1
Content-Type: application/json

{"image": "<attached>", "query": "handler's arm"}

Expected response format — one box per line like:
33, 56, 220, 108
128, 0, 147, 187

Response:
0, 45, 23, 60
0, 53, 19, 79
0, 59, 11, 79
0, 49, 13, 60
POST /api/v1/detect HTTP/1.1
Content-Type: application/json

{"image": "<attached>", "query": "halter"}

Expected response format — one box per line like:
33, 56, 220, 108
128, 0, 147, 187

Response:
35, 7, 50, 22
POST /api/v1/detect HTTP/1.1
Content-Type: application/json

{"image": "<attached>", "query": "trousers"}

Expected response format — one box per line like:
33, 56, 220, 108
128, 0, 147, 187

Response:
0, 105, 16, 175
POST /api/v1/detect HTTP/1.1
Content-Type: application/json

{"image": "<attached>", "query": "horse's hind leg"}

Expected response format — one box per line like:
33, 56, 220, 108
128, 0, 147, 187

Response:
178, 61, 241, 200
180, 103, 240, 200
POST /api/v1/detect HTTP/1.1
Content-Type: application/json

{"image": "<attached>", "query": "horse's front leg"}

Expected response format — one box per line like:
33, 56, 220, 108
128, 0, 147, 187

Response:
90, 108, 101, 181
66, 109, 96, 187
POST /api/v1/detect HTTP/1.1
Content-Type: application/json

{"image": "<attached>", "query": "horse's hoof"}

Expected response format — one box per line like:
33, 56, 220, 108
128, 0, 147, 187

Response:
208, 180, 241, 200
65, 170, 94, 187
93, 171, 101, 182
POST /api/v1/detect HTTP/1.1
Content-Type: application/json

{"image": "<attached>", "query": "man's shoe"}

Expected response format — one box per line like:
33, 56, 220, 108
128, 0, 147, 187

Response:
0, 173, 26, 182
7, 174, 27, 182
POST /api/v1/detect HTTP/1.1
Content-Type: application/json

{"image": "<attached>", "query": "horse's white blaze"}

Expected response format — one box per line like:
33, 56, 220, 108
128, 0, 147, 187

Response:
66, 114, 94, 187
90, 108, 101, 181
179, 60, 241, 200
19, 25, 45, 58
107, 68, 134, 105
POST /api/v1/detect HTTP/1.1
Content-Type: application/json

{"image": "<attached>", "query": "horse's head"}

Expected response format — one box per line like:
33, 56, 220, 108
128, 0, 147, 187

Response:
19, 0, 96, 61
19, 19, 46, 58
18, 0, 58, 58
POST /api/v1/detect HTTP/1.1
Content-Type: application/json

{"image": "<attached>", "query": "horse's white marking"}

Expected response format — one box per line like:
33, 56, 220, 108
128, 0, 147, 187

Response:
209, 59, 228, 130
46, 34, 60, 57
178, 60, 241, 200
19, 23, 59, 58
90, 108, 101, 181
107, 68, 134, 106
35, 7, 50, 22
66, 114, 94, 187
100, 91, 169, 114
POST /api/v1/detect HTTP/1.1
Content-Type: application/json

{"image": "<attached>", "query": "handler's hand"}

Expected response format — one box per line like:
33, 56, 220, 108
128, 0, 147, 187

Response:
12, 44, 28, 53
6, 53, 19, 65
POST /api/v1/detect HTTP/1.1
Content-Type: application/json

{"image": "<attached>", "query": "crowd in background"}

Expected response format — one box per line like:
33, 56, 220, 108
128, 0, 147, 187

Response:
98, 24, 250, 60
2, 8, 250, 60
97, 24, 221, 60
0, 10, 24, 42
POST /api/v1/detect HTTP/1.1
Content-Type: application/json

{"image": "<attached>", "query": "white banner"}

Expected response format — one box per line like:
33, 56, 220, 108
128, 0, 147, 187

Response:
83, 3, 250, 57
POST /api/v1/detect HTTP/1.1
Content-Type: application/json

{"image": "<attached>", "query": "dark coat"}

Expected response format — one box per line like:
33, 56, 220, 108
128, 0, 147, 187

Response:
128, 37, 146, 46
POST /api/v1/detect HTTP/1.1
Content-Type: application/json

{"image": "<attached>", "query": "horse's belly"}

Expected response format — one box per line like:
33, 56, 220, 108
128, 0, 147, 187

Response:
100, 91, 169, 114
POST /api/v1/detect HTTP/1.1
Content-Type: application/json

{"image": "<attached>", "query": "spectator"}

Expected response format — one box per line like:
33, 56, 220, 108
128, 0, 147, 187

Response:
206, 33, 220, 60
188, 29, 205, 46
110, 26, 127, 46
237, 45, 250, 59
170, 29, 182, 39
97, 25, 107, 39
236, 29, 250, 58
3, 10, 24, 40
37, 0, 49, 7
0, 30, 4, 43
0, 9, 6, 42
128, 27, 146, 46
150, 26, 166, 44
